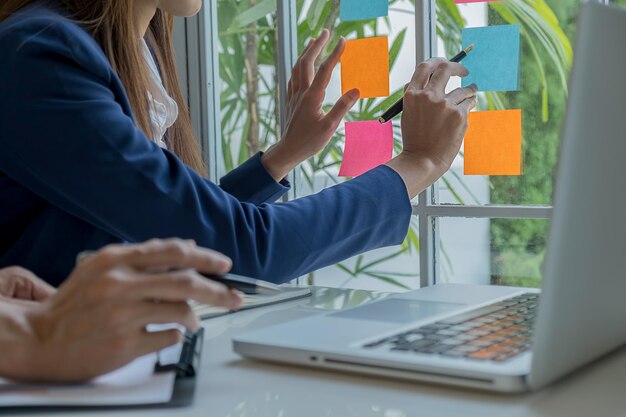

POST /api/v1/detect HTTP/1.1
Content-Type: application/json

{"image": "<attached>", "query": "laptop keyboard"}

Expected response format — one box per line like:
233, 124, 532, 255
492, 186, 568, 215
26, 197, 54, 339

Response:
363, 293, 539, 362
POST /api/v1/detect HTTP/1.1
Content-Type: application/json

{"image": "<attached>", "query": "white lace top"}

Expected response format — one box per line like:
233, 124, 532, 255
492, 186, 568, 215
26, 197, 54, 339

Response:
141, 39, 178, 149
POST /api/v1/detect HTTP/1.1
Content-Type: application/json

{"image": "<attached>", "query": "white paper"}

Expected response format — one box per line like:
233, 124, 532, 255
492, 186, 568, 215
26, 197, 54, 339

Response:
0, 345, 180, 407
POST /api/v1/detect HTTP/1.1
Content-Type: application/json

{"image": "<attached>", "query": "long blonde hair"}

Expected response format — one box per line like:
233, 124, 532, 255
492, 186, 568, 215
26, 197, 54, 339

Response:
0, 0, 207, 176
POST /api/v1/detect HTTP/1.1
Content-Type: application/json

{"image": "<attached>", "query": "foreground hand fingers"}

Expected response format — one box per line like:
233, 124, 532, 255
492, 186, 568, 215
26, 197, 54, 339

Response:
427, 61, 469, 93
446, 84, 477, 105
0, 295, 40, 309
300, 29, 330, 87
309, 37, 346, 98
135, 269, 243, 310
0, 266, 56, 301
100, 240, 232, 275
128, 301, 200, 332
408, 58, 447, 91
133, 329, 186, 359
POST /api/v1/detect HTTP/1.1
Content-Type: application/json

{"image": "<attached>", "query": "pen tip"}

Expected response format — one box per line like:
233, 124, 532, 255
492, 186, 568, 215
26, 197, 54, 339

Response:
465, 43, 475, 54
378, 117, 386, 124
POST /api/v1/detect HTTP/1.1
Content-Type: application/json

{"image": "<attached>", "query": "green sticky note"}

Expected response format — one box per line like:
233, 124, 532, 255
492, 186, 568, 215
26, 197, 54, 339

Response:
462, 24, 521, 92
340, 0, 389, 22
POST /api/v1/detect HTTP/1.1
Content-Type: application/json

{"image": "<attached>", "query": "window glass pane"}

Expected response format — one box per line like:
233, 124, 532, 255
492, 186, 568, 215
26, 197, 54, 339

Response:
438, 217, 549, 289
435, 0, 581, 206
295, 1, 419, 291
296, 1, 415, 197
612, 0, 626, 7
309, 218, 421, 292
217, 1, 279, 176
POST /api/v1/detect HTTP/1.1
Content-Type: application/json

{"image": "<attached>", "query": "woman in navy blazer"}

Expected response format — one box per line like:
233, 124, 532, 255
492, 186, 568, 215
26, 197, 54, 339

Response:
0, 0, 477, 287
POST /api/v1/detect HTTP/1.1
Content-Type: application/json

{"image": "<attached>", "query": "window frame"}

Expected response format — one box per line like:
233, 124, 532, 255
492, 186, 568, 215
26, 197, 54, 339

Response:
177, 0, 604, 288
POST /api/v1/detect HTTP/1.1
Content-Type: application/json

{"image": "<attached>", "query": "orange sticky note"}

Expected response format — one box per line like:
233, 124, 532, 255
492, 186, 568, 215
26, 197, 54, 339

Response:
341, 36, 390, 99
339, 120, 393, 177
464, 110, 523, 176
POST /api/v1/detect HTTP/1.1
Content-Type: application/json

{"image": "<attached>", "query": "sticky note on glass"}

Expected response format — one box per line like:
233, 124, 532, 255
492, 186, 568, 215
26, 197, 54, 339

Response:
339, 121, 393, 177
341, 36, 390, 99
464, 110, 522, 176
340, 0, 389, 22
462, 24, 521, 92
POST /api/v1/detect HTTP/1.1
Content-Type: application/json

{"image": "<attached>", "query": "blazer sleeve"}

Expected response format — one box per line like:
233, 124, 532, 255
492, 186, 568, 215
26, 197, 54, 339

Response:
219, 152, 290, 205
0, 20, 412, 284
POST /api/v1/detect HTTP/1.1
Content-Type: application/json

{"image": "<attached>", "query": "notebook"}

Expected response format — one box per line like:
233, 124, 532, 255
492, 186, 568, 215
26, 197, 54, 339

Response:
0, 329, 203, 409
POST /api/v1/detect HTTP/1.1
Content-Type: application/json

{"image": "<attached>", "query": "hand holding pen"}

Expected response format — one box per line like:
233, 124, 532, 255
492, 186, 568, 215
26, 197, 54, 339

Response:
379, 44, 475, 123
384, 51, 478, 198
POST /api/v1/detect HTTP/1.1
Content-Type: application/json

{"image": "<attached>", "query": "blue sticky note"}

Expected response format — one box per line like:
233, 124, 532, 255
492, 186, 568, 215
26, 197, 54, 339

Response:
340, 0, 389, 22
462, 24, 521, 92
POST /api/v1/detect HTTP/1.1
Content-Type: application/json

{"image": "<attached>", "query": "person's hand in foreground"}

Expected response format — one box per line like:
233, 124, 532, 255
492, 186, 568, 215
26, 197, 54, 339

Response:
0, 239, 243, 383
386, 57, 477, 198
261, 29, 360, 181
0, 266, 56, 309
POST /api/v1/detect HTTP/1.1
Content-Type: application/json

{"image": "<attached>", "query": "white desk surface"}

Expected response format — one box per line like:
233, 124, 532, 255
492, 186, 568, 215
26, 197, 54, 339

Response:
17, 287, 626, 417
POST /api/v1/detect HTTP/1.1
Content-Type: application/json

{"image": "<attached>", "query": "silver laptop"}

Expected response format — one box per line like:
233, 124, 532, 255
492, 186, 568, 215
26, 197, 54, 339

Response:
233, 3, 626, 393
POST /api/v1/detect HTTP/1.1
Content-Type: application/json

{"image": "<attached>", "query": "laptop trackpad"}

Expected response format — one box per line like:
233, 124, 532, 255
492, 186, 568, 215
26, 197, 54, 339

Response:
331, 299, 463, 324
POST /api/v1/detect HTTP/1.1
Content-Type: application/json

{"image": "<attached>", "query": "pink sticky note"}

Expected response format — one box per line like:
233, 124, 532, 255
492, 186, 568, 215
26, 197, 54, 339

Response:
455, 0, 500, 3
339, 120, 393, 177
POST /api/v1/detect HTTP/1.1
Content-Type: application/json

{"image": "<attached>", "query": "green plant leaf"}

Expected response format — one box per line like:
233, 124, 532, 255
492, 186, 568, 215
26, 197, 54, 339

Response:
362, 272, 411, 290
389, 28, 407, 71
307, 0, 329, 31
335, 263, 356, 277
229, 0, 276, 30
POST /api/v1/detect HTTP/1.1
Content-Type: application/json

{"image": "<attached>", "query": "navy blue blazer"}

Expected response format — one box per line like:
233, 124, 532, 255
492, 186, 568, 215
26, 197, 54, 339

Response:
0, 4, 411, 286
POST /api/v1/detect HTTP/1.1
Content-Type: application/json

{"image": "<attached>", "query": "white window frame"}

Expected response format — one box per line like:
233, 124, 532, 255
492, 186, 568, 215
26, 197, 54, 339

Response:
176, 0, 603, 288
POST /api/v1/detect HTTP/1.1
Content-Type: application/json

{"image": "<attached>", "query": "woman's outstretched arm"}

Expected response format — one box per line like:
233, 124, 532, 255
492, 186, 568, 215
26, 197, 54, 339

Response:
0, 17, 410, 284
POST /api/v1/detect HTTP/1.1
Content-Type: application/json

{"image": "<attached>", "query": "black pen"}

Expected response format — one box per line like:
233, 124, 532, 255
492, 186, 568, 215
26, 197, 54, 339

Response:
378, 43, 475, 124
78, 251, 281, 295
202, 273, 281, 295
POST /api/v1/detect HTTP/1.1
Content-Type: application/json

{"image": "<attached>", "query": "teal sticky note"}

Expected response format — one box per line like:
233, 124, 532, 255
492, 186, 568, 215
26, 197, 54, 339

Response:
340, 0, 389, 22
462, 24, 521, 92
